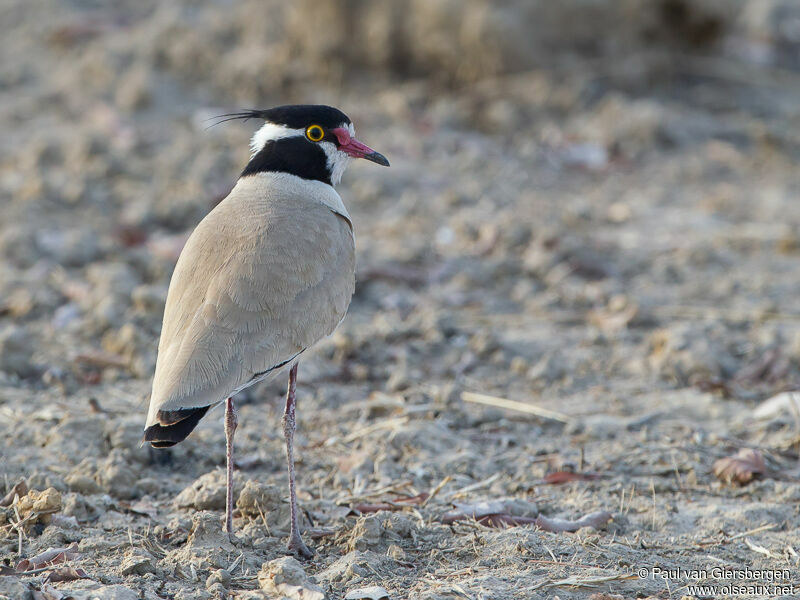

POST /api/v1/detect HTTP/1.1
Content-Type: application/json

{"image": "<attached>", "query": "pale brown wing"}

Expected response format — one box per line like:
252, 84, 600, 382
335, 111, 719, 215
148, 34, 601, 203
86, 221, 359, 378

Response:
145, 175, 355, 427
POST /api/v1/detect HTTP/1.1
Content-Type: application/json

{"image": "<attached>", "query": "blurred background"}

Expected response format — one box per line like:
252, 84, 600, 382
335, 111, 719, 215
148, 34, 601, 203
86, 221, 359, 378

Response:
2, 1, 800, 597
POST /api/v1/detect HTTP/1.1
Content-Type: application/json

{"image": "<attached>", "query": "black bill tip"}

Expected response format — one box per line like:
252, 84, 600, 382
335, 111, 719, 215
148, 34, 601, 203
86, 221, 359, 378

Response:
364, 151, 390, 167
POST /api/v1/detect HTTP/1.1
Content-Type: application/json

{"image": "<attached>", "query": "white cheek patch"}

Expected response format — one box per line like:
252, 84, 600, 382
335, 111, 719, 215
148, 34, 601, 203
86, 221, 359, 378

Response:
323, 121, 356, 186
321, 141, 352, 186
250, 122, 304, 157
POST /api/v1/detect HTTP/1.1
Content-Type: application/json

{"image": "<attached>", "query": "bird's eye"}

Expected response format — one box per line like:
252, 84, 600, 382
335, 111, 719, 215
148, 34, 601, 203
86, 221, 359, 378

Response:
305, 125, 324, 142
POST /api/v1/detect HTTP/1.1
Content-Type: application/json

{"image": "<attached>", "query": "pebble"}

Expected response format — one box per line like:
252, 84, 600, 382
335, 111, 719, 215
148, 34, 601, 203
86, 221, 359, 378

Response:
0, 576, 31, 600
0, 324, 36, 378
35, 228, 103, 267
98, 451, 141, 499
16, 487, 62, 525
346, 587, 391, 600
175, 470, 233, 510
73, 585, 140, 600
348, 513, 418, 552
236, 479, 290, 531
258, 556, 325, 600
120, 548, 157, 576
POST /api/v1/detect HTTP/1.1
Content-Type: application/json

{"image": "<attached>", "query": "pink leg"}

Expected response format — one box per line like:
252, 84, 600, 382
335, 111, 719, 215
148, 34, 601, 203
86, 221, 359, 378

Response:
283, 363, 313, 558
224, 397, 238, 537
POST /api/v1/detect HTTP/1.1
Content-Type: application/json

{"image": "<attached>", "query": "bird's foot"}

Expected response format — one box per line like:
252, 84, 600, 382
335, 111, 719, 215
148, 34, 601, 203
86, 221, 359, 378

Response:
287, 534, 314, 559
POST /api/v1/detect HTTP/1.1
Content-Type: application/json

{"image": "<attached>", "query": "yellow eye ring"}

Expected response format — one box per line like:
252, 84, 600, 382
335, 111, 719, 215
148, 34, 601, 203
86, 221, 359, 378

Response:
305, 125, 324, 142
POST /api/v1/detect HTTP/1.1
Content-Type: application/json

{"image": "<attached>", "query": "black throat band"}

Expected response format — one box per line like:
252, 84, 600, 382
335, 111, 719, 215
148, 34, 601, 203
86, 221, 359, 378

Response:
241, 137, 331, 185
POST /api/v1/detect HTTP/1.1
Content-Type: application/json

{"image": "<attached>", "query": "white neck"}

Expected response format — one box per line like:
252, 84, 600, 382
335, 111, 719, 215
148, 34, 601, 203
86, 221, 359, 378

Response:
235, 171, 352, 223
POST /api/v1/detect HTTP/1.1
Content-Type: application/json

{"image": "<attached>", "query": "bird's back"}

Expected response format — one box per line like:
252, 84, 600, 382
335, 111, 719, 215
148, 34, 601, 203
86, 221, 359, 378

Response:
145, 172, 355, 433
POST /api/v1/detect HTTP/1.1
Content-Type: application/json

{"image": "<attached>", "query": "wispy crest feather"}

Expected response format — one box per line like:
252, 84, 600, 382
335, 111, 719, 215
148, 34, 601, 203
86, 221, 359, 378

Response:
206, 110, 270, 129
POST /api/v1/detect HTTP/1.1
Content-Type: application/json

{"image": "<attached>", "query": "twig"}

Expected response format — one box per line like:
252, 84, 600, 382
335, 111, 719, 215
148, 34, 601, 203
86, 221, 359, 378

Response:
445, 473, 501, 500
461, 392, 572, 424
254, 500, 271, 537
227, 552, 244, 574
744, 537, 780, 559
532, 573, 634, 591
342, 417, 409, 443
336, 480, 414, 504
13, 504, 23, 556
421, 475, 452, 508
729, 524, 778, 540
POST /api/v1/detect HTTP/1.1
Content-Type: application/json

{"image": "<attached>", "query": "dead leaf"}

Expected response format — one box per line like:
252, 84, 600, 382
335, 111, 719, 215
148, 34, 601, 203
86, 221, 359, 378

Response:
43, 567, 89, 583
0, 480, 28, 507
535, 510, 613, 533
16, 543, 79, 572
0, 565, 19, 576
713, 448, 766, 485
541, 471, 601, 485
122, 499, 158, 520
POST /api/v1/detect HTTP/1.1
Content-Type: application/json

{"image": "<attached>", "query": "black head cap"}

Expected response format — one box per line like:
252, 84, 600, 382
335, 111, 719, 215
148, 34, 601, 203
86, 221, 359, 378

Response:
216, 105, 351, 130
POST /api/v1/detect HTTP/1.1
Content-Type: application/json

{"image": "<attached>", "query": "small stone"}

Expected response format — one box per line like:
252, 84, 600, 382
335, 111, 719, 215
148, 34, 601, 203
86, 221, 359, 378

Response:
205, 582, 228, 599
186, 511, 234, 549
98, 451, 140, 499
74, 584, 139, 600
0, 324, 36, 378
236, 480, 282, 516
4, 288, 33, 318
206, 568, 232, 589
35, 228, 102, 267
236, 479, 291, 532
0, 575, 32, 600
16, 487, 62, 524
509, 356, 528, 375
65, 472, 103, 495
131, 283, 168, 313
175, 470, 230, 510
258, 556, 325, 600
345, 586, 391, 600
115, 65, 151, 111
386, 544, 406, 561
120, 548, 156, 576
348, 515, 384, 551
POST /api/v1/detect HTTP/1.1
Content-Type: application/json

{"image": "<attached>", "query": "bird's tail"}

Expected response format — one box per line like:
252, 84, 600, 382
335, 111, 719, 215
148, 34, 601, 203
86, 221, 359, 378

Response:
142, 406, 211, 448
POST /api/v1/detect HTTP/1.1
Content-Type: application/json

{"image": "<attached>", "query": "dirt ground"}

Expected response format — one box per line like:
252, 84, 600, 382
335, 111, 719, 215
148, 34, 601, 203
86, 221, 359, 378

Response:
2, 1, 800, 599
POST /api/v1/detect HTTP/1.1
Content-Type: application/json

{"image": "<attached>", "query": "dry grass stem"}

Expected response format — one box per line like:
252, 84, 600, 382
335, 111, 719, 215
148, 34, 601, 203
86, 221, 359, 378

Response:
461, 392, 572, 423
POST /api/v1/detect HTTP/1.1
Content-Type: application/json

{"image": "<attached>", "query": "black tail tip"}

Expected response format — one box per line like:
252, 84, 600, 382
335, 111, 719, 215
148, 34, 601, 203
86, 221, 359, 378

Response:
143, 406, 210, 447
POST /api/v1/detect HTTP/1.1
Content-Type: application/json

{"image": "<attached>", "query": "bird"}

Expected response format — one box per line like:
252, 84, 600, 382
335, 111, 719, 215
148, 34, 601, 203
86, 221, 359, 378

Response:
142, 105, 389, 558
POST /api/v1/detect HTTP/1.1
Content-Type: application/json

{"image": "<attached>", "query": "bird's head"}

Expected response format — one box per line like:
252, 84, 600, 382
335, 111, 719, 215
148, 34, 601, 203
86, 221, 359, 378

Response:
216, 105, 389, 187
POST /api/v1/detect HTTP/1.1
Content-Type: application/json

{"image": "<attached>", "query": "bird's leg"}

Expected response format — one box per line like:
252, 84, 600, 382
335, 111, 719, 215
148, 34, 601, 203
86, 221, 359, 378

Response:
224, 397, 238, 538
282, 363, 313, 558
